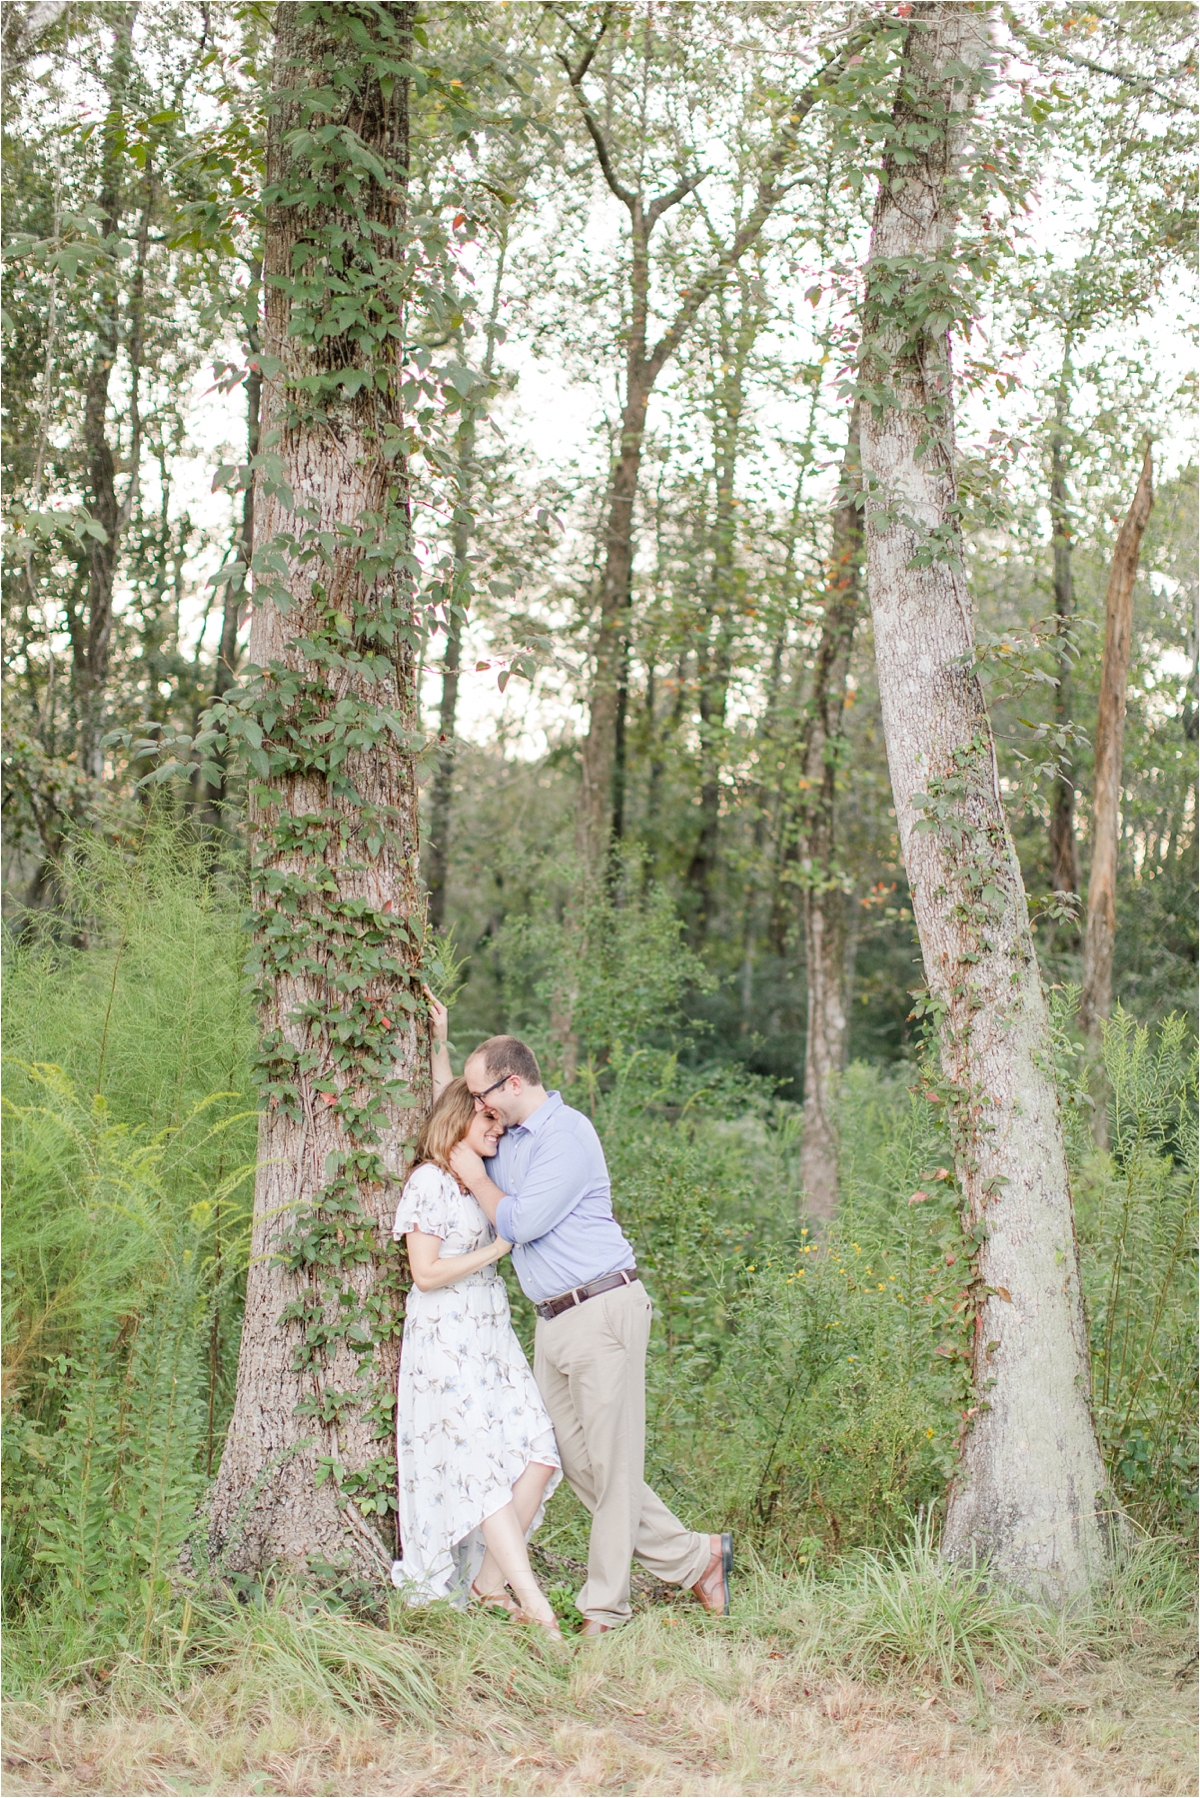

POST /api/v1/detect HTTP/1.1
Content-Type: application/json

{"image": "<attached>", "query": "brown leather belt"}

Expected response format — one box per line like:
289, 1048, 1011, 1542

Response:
534, 1267, 640, 1322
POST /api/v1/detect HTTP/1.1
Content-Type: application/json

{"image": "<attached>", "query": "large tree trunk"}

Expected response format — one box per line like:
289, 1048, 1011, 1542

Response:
860, 0, 1113, 1598
1078, 446, 1153, 1039
797, 403, 862, 1222
208, 1, 426, 1583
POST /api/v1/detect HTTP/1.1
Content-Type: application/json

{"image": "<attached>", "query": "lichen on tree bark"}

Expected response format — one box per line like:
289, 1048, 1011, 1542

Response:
858, 0, 1114, 1597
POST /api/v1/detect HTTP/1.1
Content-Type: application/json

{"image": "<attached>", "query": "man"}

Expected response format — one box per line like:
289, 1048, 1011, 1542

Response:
448, 1033, 732, 1636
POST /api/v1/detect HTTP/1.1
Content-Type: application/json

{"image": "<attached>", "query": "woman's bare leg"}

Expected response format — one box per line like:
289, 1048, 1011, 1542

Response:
479, 1499, 558, 1630
473, 1462, 556, 1602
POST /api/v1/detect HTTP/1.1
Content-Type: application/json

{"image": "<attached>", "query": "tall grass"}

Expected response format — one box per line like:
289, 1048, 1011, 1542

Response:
2, 825, 257, 1635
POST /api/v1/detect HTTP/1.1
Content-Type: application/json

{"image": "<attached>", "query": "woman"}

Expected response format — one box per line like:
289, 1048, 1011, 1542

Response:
391, 1042, 562, 1636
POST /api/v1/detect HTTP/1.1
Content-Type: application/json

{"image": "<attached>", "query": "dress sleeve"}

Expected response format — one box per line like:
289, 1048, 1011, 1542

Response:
393, 1163, 450, 1240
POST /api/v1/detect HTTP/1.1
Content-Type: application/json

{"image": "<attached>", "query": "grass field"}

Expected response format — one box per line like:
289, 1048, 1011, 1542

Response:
4, 1547, 1196, 1797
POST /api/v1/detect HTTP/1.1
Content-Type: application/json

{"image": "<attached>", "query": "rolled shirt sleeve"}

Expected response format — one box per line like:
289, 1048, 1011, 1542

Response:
494, 1128, 594, 1245
485, 1092, 635, 1303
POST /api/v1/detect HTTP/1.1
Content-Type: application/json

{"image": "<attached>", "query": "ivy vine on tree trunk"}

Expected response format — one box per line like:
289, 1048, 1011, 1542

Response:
205, 0, 447, 1582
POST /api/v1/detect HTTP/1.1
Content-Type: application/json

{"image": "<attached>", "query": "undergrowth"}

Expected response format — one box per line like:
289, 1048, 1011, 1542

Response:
2, 823, 1196, 1708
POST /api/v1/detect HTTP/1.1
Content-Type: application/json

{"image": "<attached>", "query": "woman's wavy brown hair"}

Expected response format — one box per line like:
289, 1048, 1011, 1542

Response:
410, 1077, 478, 1175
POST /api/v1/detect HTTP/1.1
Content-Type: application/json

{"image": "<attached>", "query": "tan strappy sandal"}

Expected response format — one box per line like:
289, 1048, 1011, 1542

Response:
470, 1580, 518, 1615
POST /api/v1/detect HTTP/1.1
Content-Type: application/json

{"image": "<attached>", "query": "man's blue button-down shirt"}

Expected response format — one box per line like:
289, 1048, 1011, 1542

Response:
489, 1091, 635, 1304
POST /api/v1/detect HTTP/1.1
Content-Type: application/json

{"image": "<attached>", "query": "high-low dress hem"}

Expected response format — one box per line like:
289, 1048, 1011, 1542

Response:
391, 1163, 562, 1608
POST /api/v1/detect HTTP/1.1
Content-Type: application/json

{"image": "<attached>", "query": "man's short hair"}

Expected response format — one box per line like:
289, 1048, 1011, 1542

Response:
471, 1034, 541, 1088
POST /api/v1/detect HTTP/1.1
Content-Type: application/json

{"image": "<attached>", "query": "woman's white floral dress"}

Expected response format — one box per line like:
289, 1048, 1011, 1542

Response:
390, 1161, 561, 1604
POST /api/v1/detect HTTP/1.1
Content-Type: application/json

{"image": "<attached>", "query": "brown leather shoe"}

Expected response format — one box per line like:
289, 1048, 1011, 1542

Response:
579, 1618, 612, 1638
691, 1532, 733, 1616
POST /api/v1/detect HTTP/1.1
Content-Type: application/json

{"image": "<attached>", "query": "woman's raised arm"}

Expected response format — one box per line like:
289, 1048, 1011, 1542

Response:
425, 986, 453, 1100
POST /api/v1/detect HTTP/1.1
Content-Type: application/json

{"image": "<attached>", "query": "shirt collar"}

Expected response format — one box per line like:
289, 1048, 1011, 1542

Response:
511, 1090, 563, 1137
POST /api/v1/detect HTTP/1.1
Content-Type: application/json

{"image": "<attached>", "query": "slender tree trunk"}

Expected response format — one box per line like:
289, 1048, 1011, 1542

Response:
216, 320, 261, 702
860, 0, 1113, 1598
199, 304, 261, 834
578, 381, 650, 866
208, 1, 425, 1582
426, 234, 508, 928
1048, 394, 1081, 897
425, 421, 469, 930
76, 3, 137, 780
1079, 446, 1153, 1040
739, 609, 789, 1019
797, 403, 862, 1221
685, 300, 748, 939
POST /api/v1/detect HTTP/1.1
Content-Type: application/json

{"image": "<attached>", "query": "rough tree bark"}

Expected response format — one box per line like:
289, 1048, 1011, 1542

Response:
207, 0, 426, 1581
860, 0, 1113, 1597
560, 10, 889, 868
796, 402, 863, 1221
1078, 445, 1153, 1039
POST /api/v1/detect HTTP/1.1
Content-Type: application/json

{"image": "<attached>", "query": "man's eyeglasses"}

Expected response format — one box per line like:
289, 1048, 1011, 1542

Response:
468, 1074, 510, 1108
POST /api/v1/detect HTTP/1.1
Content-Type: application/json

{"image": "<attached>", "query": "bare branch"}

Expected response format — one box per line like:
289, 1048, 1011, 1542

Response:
645, 170, 707, 231
645, 15, 892, 384
554, 4, 641, 210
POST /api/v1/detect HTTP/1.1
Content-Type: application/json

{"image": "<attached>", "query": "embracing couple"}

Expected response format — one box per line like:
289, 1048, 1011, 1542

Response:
389, 1010, 732, 1640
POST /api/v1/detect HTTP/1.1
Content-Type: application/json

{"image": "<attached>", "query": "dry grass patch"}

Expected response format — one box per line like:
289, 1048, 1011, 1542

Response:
3, 1610, 1196, 1798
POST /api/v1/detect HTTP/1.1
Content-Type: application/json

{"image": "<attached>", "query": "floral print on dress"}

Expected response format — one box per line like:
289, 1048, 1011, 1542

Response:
390, 1161, 561, 1605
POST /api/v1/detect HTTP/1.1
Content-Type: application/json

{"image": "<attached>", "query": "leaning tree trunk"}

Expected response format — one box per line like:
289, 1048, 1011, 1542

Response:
1078, 446, 1153, 1041
860, 0, 1113, 1598
796, 401, 862, 1222
207, 1, 426, 1583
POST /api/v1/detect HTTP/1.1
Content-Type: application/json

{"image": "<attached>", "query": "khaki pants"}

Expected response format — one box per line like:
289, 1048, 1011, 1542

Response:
533, 1279, 710, 1627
